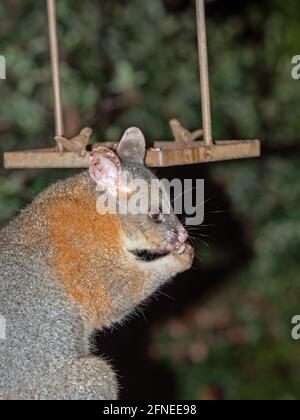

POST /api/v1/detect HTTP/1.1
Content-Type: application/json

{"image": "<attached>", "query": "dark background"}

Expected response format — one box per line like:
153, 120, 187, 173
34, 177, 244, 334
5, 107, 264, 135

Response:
1, 0, 300, 400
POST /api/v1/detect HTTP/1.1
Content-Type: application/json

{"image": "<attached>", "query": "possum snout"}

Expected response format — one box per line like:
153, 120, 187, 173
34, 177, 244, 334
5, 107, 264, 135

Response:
165, 226, 189, 253
177, 227, 188, 244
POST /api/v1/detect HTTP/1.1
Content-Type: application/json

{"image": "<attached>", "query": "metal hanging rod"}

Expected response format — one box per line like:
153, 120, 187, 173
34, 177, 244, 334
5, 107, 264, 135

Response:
196, 0, 213, 146
47, 0, 64, 151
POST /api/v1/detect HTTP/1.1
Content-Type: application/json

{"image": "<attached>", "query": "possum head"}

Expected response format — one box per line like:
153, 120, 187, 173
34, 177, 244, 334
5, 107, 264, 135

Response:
89, 128, 190, 261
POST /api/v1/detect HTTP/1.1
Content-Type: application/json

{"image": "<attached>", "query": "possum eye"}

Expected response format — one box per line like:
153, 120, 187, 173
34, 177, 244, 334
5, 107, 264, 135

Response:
149, 210, 164, 224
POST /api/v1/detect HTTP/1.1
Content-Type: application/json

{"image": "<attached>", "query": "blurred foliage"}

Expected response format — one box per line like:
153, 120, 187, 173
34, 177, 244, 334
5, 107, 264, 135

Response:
1, 0, 300, 400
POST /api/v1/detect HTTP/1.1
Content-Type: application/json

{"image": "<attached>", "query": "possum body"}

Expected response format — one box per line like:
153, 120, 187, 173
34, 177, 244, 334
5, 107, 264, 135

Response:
0, 128, 194, 400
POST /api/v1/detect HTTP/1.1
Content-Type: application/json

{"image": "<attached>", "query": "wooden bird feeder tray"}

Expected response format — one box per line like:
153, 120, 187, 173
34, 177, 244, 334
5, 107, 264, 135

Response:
3, 0, 260, 169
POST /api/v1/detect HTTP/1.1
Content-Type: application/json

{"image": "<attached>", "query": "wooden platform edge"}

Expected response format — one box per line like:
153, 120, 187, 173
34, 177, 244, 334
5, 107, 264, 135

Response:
3, 140, 261, 169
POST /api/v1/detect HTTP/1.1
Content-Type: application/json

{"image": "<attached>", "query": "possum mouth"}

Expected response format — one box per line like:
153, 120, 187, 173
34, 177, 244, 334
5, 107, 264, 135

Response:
131, 249, 171, 262
130, 242, 188, 262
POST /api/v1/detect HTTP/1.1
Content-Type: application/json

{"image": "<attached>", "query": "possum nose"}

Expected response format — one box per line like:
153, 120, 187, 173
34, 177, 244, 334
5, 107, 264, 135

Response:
177, 228, 188, 244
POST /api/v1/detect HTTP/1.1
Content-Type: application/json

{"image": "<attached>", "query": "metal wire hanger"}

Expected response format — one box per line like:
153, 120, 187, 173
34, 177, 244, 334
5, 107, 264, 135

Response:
4, 0, 260, 169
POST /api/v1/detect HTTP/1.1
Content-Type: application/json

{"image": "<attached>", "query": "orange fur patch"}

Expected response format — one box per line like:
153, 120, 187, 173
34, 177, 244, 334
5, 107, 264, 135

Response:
45, 194, 123, 325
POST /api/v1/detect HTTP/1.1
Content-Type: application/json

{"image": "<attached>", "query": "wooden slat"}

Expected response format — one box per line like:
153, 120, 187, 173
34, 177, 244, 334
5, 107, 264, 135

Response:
3, 140, 261, 169
147, 140, 261, 167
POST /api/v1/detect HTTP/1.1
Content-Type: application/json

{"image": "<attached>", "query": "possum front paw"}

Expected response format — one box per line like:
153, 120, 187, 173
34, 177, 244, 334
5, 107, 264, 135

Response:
172, 243, 194, 271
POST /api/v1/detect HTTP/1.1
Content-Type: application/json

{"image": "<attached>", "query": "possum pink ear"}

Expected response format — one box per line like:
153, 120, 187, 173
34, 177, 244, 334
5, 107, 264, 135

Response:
89, 147, 122, 194
117, 127, 146, 164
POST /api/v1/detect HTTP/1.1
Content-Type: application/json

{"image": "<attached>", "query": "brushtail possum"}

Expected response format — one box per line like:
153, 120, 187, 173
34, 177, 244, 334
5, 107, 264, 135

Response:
0, 128, 194, 400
